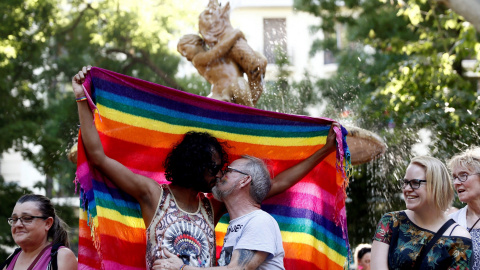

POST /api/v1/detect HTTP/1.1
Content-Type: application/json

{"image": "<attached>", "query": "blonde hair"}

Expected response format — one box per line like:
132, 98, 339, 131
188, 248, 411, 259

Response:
410, 156, 454, 211
354, 243, 371, 269
448, 146, 480, 174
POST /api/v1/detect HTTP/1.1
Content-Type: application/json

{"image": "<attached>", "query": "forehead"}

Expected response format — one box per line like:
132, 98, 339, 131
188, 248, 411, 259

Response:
11, 201, 40, 216
452, 165, 473, 174
405, 163, 426, 178
361, 252, 371, 260
230, 158, 247, 167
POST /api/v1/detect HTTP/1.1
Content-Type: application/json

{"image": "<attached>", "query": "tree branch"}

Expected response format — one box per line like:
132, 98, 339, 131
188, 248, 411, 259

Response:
57, 3, 107, 36
105, 48, 183, 90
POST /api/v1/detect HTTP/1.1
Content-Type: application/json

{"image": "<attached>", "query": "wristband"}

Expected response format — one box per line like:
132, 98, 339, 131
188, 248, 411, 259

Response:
76, 96, 87, 102
180, 264, 187, 270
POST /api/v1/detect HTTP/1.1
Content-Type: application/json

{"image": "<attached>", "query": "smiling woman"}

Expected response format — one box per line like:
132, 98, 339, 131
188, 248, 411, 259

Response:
1, 194, 78, 270
371, 156, 473, 270
448, 147, 480, 270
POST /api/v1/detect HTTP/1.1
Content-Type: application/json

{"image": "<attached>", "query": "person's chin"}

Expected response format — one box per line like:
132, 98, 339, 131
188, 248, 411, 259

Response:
456, 191, 471, 203
195, 180, 214, 193
212, 187, 223, 201
198, 187, 212, 193
13, 235, 28, 245
404, 200, 420, 211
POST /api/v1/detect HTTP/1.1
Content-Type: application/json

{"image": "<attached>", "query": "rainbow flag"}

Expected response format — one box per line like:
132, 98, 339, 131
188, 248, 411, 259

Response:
76, 67, 351, 270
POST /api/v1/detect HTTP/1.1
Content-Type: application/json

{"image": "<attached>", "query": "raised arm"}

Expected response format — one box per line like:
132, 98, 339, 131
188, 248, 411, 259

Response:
192, 29, 244, 67
72, 66, 160, 225
154, 248, 268, 270
266, 122, 340, 198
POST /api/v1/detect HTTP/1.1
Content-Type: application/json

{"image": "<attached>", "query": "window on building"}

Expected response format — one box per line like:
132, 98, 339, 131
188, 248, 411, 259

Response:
324, 50, 336, 65
264, 18, 287, 64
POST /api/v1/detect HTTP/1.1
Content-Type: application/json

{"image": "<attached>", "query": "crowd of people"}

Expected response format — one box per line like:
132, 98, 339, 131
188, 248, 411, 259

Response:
2, 66, 478, 269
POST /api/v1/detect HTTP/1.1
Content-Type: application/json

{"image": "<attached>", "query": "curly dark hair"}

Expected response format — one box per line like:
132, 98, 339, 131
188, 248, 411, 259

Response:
164, 131, 229, 192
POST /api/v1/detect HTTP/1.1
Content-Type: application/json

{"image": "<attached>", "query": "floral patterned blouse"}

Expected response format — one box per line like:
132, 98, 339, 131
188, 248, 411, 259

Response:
373, 211, 473, 270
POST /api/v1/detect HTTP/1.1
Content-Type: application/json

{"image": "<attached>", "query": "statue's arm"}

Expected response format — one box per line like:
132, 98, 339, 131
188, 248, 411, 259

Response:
193, 29, 244, 66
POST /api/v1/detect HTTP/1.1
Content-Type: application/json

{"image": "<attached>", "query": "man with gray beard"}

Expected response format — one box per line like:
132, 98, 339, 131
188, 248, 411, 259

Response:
155, 155, 285, 270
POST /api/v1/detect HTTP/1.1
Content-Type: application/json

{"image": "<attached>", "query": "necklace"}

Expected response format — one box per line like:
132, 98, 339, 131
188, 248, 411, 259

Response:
468, 216, 480, 233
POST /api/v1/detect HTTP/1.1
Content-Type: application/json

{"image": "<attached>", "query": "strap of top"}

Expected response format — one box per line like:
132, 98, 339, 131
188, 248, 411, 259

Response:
449, 224, 459, 236
413, 219, 455, 270
27, 243, 53, 270
0, 248, 22, 269
468, 216, 480, 233
49, 243, 63, 270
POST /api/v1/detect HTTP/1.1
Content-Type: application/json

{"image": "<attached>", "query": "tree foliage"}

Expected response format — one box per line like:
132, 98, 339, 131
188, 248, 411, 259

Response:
0, 0, 55, 154
0, 0, 204, 254
0, 176, 31, 261
294, 0, 480, 247
1, 0, 203, 198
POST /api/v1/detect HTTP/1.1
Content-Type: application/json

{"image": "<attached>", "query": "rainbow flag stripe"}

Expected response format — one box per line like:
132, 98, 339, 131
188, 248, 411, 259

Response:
77, 67, 350, 269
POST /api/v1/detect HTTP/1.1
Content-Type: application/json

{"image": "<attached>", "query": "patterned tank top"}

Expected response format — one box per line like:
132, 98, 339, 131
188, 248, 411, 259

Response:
145, 185, 215, 269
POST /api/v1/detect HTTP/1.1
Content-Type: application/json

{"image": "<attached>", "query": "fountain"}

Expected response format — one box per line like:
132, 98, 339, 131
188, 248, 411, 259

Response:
177, 0, 267, 107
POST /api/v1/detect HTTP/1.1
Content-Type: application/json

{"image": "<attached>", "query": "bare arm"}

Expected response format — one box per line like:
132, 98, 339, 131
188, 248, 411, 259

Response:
57, 248, 78, 270
371, 240, 389, 269
266, 122, 340, 198
193, 29, 244, 67
154, 248, 268, 270
72, 66, 160, 226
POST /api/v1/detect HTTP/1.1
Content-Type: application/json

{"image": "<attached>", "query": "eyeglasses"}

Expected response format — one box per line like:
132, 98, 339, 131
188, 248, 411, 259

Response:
400, 179, 427, 190
224, 166, 249, 176
452, 173, 480, 183
207, 163, 223, 176
7, 215, 48, 227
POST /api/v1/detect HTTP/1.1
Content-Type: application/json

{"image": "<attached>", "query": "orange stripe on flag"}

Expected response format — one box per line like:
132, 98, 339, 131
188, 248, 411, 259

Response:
97, 216, 146, 244
284, 242, 343, 270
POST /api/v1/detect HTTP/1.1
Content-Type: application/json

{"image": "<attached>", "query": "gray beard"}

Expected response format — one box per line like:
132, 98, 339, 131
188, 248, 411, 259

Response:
212, 181, 237, 201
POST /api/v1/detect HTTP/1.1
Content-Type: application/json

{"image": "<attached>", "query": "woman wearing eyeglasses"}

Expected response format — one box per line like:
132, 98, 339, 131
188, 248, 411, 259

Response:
448, 147, 480, 270
2, 194, 77, 270
371, 156, 473, 269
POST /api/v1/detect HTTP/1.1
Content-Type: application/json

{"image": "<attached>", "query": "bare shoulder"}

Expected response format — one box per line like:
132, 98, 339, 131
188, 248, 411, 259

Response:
57, 247, 78, 270
447, 223, 471, 239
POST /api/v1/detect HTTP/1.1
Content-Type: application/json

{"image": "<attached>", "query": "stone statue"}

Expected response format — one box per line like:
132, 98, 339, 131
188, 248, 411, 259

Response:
177, 0, 267, 107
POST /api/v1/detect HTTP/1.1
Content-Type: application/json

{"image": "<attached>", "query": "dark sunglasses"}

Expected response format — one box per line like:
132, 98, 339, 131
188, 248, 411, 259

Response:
207, 163, 223, 176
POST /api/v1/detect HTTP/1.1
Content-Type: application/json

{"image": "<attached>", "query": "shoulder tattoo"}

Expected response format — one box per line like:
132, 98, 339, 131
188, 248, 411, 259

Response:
237, 249, 257, 266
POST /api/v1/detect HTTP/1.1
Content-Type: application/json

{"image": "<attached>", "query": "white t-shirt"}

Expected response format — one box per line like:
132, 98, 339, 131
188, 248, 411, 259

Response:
218, 210, 285, 270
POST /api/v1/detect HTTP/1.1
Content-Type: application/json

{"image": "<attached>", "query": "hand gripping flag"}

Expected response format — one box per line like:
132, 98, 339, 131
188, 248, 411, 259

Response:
76, 67, 351, 270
